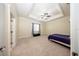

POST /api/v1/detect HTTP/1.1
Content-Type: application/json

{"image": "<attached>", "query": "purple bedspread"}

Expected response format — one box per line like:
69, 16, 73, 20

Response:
48, 34, 70, 45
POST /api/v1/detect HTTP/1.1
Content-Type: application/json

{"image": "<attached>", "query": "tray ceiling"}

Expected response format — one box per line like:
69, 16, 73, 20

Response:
15, 3, 69, 22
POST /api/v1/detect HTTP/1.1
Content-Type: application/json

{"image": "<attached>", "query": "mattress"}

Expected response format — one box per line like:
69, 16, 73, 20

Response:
48, 34, 70, 45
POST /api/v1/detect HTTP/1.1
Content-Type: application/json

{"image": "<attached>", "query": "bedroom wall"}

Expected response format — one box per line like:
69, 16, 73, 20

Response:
17, 16, 70, 39
45, 16, 70, 35
4, 4, 11, 55
0, 4, 5, 48
17, 17, 45, 39
0, 4, 11, 55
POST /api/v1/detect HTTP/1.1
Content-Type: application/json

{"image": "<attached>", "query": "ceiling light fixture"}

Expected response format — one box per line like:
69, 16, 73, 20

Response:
41, 13, 51, 19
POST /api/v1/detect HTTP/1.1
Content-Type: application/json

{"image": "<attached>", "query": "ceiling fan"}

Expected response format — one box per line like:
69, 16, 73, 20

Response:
41, 13, 51, 19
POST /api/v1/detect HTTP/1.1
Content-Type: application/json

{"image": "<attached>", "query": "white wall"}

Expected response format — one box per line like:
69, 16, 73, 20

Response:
17, 17, 45, 39
0, 4, 11, 56
17, 16, 70, 39
71, 4, 79, 54
0, 4, 5, 48
4, 4, 11, 55
45, 16, 70, 35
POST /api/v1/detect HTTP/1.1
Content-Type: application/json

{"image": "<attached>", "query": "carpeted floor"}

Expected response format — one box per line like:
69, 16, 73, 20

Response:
11, 35, 70, 56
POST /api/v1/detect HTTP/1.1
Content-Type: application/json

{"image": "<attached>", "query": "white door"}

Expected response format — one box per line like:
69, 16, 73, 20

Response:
11, 18, 16, 48
71, 4, 79, 55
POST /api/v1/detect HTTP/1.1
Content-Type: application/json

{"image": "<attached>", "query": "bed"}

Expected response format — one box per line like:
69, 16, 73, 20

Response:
48, 34, 70, 47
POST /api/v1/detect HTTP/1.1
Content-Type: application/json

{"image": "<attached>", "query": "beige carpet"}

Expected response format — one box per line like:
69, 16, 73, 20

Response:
11, 36, 70, 56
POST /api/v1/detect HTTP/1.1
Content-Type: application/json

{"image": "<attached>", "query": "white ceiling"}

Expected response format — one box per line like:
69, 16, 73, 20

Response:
15, 3, 70, 22
15, 3, 33, 17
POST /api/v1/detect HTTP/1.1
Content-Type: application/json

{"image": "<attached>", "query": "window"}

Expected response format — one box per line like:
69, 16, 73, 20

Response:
32, 23, 40, 36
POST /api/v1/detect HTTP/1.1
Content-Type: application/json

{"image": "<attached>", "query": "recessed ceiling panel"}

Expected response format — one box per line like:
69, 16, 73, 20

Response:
29, 3, 64, 21
15, 3, 64, 22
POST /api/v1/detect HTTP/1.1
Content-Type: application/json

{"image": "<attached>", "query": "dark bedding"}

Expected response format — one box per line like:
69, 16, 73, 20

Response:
48, 34, 70, 45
